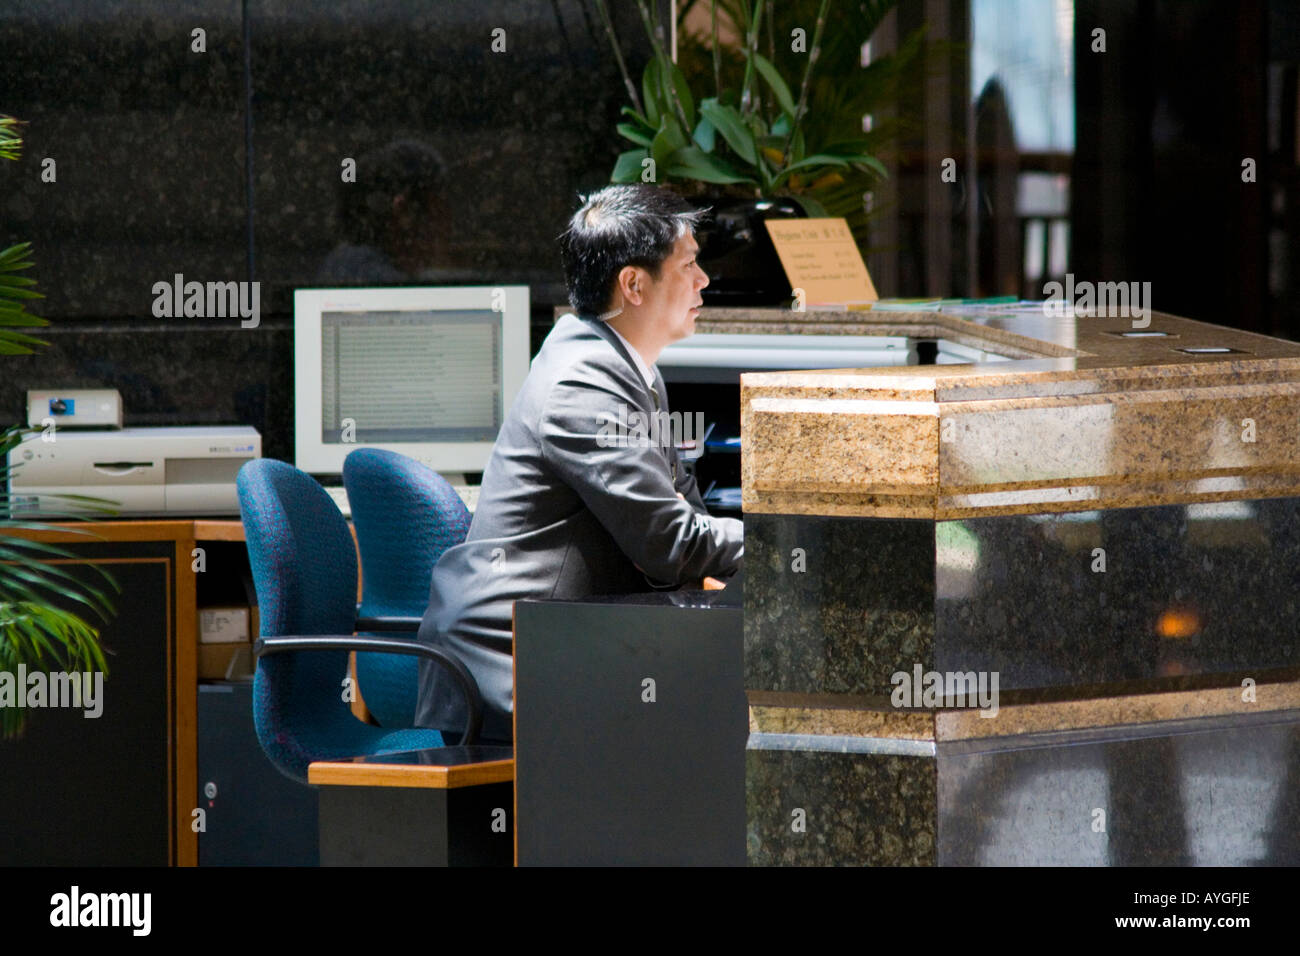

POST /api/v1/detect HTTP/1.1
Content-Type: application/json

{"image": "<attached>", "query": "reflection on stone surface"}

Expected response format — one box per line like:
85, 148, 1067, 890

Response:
937, 712, 1300, 866
746, 499, 1300, 699
744, 711, 1300, 866
0, 1, 646, 450
746, 499, 1300, 865
248, 0, 645, 314
0, 320, 295, 462
0, 3, 246, 318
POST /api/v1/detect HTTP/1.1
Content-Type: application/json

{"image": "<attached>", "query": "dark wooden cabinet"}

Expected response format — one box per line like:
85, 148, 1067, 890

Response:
0, 522, 209, 865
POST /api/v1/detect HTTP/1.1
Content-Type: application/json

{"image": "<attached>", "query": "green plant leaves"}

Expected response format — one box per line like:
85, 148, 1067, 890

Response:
692, 115, 716, 152
621, 105, 654, 129
642, 57, 662, 127
651, 118, 688, 171
788, 194, 830, 217
607, 7, 895, 202
750, 52, 797, 119
664, 147, 757, 185
642, 56, 696, 133
0, 242, 48, 355
0, 115, 115, 739
855, 155, 888, 179
667, 60, 696, 130
699, 100, 756, 165
611, 148, 648, 184
0, 115, 21, 162
617, 122, 654, 148
815, 140, 890, 179
1, 601, 111, 737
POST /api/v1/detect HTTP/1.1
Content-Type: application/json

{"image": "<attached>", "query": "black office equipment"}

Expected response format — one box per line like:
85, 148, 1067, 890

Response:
514, 591, 745, 865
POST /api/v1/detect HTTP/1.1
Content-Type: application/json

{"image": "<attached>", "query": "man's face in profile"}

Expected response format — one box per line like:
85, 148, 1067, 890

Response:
640, 232, 709, 343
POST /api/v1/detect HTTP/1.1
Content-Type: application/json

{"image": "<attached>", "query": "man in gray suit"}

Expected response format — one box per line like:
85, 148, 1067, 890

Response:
416, 184, 744, 742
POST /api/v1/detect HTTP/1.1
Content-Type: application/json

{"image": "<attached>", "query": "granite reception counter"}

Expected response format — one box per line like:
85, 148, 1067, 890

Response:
734, 305, 1300, 865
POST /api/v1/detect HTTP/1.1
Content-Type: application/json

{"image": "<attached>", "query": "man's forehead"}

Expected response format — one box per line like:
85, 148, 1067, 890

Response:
675, 233, 700, 257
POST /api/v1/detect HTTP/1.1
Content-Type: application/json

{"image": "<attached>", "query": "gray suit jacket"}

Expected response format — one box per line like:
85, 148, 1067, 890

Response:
415, 312, 744, 741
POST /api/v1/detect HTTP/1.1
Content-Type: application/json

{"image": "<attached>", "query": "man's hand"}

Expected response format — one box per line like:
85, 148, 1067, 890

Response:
677, 493, 726, 587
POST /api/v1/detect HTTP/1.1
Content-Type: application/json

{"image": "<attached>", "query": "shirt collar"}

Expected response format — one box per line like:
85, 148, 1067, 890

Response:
604, 322, 656, 388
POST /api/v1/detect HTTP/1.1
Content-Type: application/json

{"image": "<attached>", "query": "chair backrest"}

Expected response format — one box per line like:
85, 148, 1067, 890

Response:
343, 448, 472, 727
236, 458, 362, 777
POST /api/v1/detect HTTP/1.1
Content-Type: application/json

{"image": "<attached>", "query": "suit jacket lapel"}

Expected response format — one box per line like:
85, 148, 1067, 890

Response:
575, 314, 675, 471
577, 313, 660, 415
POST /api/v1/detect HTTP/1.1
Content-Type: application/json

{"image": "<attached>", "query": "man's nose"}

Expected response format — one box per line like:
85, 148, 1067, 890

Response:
695, 265, 709, 289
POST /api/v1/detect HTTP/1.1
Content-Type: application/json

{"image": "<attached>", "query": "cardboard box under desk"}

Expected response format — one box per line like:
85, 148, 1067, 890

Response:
197, 606, 259, 679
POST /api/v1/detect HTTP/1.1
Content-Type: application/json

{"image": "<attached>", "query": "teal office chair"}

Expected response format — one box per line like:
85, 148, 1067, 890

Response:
236, 458, 482, 782
342, 448, 472, 729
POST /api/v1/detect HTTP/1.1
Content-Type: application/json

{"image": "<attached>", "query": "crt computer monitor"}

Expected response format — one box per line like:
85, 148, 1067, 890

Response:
294, 286, 530, 478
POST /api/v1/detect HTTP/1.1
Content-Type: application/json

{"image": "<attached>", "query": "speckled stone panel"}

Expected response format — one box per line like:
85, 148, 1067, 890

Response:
938, 498, 1300, 691
0, 4, 246, 319
739, 311, 1300, 518
744, 512, 935, 697
747, 749, 937, 866
247, 0, 648, 314
746, 499, 1300, 699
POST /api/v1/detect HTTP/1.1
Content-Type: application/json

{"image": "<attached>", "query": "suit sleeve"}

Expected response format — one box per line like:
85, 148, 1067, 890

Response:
671, 442, 709, 512
539, 378, 743, 585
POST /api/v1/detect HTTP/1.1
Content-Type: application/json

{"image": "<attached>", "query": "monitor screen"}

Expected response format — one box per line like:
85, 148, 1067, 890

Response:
295, 286, 529, 475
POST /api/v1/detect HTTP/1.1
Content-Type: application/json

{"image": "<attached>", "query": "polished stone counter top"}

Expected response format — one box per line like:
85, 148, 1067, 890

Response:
735, 307, 1300, 517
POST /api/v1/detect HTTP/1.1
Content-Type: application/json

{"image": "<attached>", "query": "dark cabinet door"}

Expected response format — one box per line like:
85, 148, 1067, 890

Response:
0, 539, 174, 865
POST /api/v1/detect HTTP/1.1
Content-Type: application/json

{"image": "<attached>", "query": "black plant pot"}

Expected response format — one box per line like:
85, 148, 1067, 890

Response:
692, 196, 806, 307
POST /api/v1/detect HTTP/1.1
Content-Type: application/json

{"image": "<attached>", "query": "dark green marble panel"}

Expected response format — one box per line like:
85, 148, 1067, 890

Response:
745, 499, 1300, 698
937, 498, 1300, 690
746, 747, 937, 866
744, 513, 935, 696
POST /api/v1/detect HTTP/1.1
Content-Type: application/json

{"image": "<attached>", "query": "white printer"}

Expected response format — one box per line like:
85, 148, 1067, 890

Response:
8, 420, 262, 518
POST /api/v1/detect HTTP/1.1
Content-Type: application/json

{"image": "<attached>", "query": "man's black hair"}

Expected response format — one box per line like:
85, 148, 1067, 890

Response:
559, 184, 706, 316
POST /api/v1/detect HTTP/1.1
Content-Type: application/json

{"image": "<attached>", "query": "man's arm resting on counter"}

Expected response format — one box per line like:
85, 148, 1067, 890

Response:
540, 378, 743, 585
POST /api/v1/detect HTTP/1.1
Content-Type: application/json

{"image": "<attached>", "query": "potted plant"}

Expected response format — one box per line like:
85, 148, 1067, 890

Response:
597, 0, 911, 304
0, 114, 115, 738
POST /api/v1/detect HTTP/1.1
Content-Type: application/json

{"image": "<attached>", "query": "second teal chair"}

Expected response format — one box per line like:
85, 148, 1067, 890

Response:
237, 457, 481, 783
343, 448, 473, 729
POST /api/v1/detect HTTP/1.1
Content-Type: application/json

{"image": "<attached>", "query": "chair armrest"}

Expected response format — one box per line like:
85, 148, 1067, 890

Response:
254, 634, 483, 745
354, 615, 422, 632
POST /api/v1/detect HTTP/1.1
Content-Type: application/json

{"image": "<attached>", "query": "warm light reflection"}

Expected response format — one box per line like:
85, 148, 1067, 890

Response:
1156, 608, 1201, 639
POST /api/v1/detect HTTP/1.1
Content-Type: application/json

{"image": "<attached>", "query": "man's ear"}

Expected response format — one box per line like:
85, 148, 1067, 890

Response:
616, 265, 646, 306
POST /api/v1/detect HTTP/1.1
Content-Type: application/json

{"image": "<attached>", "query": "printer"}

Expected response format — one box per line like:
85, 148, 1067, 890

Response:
8, 419, 261, 518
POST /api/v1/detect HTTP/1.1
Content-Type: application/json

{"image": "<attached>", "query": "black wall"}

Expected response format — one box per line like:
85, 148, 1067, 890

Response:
0, 1, 650, 462
1073, 0, 1273, 333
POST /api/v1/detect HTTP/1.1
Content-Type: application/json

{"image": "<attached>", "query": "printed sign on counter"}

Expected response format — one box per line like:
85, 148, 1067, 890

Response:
764, 217, 879, 307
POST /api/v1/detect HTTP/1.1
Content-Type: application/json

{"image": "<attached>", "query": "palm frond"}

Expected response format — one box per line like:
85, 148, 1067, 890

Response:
0, 113, 117, 738
0, 242, 47, 355
0, 115, 22, 162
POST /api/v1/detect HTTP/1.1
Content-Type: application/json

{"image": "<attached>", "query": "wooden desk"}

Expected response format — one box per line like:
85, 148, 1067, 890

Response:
308, 747, 514, 866
0, 519, 249, 866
